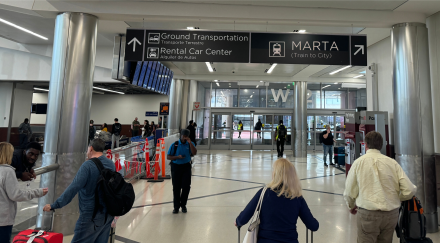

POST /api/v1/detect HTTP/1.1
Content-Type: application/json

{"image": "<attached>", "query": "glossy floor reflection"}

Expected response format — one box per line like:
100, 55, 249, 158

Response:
61, 150, 440, 243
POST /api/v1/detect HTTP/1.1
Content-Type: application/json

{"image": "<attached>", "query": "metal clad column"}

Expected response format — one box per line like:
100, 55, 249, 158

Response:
427, 12, 440, 226
36, 13, 98, 234
187, 80, 198, 123
293, 81, 307, 157
168, 79, 184, 134
392, 23, 438, 232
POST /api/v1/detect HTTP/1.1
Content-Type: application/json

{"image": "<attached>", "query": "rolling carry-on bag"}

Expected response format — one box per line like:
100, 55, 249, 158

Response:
13, 229, 63, 243
397, 196, 433, 243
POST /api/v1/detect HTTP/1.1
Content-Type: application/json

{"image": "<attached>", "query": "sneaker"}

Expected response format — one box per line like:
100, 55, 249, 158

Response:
324, 163, 328, 167
330, 163, 335, 166
182, 206, 187, 213
173, 209, 179, 214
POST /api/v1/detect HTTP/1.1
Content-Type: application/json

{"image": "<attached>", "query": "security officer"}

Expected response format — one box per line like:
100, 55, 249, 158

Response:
275, 120, 287, 158
167, 129, 197, 214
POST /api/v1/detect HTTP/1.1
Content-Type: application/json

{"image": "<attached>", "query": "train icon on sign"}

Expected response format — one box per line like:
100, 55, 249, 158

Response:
148, 33, 160, 44
147, 47, 159, 59
269, 41, 285, 57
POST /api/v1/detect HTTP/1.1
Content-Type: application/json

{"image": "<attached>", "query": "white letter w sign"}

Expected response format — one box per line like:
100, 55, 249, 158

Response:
271, 89, 290, 102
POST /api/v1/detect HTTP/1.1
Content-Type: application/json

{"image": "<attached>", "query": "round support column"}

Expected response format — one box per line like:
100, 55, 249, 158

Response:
392, 22, 438, 232
168, 79, 184, 135
36, 12, 98, 234
293, 81, 307, 157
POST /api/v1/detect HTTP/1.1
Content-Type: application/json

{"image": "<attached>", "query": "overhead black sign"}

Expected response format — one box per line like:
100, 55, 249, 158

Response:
124, 29, 367, 66
125, 29, 145, 62
124, 29, 250, 63
250, 33, 366, 66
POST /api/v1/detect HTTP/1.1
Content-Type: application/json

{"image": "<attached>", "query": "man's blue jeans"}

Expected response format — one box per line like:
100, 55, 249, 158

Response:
72, 214, 113, 243
323, 144, 333, 164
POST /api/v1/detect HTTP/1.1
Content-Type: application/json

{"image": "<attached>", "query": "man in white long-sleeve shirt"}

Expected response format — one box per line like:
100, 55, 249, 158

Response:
344, 131, 417, 243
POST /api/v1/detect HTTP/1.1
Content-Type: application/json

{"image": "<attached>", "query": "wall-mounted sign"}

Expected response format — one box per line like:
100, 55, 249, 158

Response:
125, 29, 250, 63
160, 102, 169, 115
193, 101, 201, 111
145, 112, 159, 116
251, 33, 366, 66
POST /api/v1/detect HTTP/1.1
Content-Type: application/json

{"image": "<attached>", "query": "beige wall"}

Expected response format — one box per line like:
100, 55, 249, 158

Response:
31, 93, 169, 125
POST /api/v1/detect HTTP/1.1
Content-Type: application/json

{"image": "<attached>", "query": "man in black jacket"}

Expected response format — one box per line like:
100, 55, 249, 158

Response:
320, 125, 336, 167
187, 120, 196, 146
111, 118, 122, 149
11, 142, 41, 181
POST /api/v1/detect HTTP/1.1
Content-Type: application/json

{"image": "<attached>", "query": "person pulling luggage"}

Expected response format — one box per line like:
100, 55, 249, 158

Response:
167, 129, 197, 214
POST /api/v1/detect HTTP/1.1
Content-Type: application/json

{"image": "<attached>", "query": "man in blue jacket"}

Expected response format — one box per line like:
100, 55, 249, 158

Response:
43, 139, 115, 243
167, 129, 197, 214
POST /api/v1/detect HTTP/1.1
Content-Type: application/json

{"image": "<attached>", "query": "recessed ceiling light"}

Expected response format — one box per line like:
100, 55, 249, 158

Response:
330, 65, 351, 75
93, 86, 124, 94
34, 87, 49, 92
256, 85, 259, 88
214, 80, 218, 82
205, 62, 214, 72
284, 87, 286, 88
338, 88, 341, 89
187, 27, 200, 30
334, 82, 338, 84
353, 75, 364, 78
260, 81, 264, 82
0, 18, 48, 40
216, 83, 220, 86
298, 30, 306, 33
267, 63, 277, 74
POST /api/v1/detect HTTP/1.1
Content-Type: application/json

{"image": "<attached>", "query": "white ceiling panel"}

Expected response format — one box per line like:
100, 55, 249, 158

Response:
167, 62, 309, 77
160, 0, 406, 10
310, 65, 366, 78
358, 28, 391, 46
394, 0, 440, 16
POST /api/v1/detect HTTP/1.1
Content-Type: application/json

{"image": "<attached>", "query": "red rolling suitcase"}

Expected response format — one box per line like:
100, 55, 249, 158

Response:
13, 229, 63, 243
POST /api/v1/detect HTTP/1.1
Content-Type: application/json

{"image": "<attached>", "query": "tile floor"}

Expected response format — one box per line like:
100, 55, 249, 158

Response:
58, 150, 440, 242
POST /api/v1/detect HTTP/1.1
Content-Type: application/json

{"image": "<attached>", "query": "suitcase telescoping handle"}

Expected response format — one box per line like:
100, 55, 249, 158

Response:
237, 226, 241, 243
306, 228, 313, 243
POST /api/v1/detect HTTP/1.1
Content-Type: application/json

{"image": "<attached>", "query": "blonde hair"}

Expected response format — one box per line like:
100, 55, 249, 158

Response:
267, 158, 302, 199
0, 142, 14, 165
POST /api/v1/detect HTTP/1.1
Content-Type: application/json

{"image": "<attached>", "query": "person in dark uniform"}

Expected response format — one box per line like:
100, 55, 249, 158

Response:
88, 120, 96, 145
167, 129, 197, 214
320, 125, 336, 167
255, 119, 263, 139
187, 120, 196, 146
275, 120, 287, 158
11, 142, 41, 181
18, 118, 32, 148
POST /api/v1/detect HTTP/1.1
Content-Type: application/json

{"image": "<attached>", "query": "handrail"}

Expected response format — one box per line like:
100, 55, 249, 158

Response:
34, 164, 59, 176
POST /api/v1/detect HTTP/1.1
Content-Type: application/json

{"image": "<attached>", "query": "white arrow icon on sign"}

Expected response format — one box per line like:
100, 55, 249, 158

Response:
128, 37, 141, 52
354, 45, 364, 55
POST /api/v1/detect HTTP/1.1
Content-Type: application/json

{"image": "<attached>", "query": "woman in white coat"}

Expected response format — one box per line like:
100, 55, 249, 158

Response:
0, 142, 48, 243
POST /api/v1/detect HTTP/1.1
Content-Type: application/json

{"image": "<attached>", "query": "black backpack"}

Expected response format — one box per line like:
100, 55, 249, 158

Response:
91, 158, 135, 221
278, 125, 286, 138
113, 123, 121, 136
396, 196, 433, 242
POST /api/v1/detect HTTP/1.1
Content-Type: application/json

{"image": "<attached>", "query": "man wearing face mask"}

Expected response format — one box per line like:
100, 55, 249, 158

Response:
11, 142, 41, 181
167, 129, 197, 214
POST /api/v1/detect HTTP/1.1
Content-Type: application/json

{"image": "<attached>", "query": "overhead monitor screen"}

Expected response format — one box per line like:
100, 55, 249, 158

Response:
146, 61, 157, 90
132, 61, 143, 85
142, 61, 153, 89
137, 61, 148, 87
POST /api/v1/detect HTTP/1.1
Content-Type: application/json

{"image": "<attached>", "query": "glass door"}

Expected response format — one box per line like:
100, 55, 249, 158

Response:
273, 114, 292, 151
231, 113, 252, 150
210, 112, 231, 150
252, 114, 274, 150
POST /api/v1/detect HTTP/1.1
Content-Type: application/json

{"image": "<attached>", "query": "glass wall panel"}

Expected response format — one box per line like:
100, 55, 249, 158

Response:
212, 89, 238, 107
239, 88, 260, 107
307, 90, 321, 108
259, 88, 267, 107
324, 91, 346, 109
